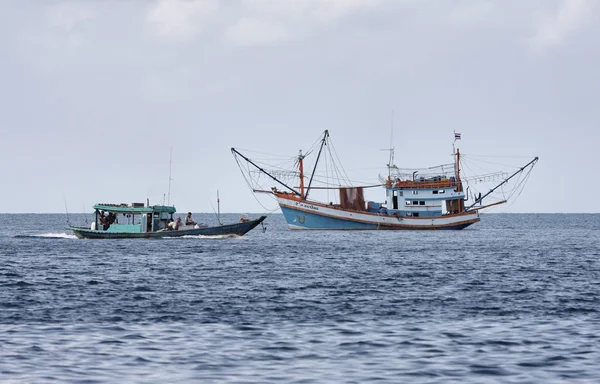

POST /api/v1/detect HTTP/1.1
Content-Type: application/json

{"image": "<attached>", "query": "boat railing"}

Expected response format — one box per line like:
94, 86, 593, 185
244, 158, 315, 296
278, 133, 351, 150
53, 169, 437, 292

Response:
388, 179, 457, 189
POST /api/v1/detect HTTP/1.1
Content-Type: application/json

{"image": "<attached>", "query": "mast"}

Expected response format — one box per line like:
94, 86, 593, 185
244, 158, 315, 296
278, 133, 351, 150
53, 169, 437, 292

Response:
305, 130, 329, 200
455, 148, 464, 212
298, 150, 305, 198
465, 156, 539, 211
456, 148, 462, 193
231, 148, 302, 196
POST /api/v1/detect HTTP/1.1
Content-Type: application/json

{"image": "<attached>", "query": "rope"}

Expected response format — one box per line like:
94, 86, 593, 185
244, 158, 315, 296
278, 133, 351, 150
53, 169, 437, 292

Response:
233, 152, 280, 212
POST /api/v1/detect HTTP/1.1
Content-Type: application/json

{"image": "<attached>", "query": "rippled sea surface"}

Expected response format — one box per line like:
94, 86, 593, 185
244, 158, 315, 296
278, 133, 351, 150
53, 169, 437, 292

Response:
1, 213, 600, 383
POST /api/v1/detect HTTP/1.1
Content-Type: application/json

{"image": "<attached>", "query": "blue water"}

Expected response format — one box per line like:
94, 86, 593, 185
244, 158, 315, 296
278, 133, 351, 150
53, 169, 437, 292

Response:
1, 213, 600, 383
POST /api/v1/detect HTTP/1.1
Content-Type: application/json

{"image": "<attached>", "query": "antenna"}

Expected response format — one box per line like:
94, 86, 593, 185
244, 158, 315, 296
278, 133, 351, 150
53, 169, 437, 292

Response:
63, 195, 71, 225
209, 193, 222, 226
381, 110, 395, 177
388, 109, 395, 176
217, 190, 222, 225
167, 147, 173, 206
82, 203, 88, 225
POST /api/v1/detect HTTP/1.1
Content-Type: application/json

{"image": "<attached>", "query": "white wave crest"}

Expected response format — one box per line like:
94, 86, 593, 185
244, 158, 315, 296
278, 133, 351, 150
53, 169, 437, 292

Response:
37, 233, 78, 239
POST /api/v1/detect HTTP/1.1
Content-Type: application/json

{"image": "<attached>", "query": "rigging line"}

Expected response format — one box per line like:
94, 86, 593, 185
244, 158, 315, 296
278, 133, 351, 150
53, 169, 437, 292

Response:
324, 144, 341, 186
330, 150, 346, 188
306, 131, 328, 153
462, 153, 534, 159
252, 157, 296, 169
331, 152, 347, 186
504, 165, 530, 201
394, 163, 456, 172
461, 157, 498, 174
233, 153, 281, 212
507, 165, 535, 208
232, 148, 301, 195
232, 148, 296, 159
461, 161, 494, 188
464, 157, 538, 210
462, 158, 513, 179
462, 156, 523, 170
460, 162, 481, 195
305, 130, 329, 200
327, 139, 352, 186
506, 165, 533, 202
325, 144, 330, 203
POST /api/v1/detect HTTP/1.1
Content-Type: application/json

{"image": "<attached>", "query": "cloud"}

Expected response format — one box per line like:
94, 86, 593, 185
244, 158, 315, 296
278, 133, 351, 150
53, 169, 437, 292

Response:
226, 18, 289, 46
532, 0, 592, 47
225, 0, 385, 46
449, 1, 494, 26
146, 0, 218, 39
47, 1, 95, 32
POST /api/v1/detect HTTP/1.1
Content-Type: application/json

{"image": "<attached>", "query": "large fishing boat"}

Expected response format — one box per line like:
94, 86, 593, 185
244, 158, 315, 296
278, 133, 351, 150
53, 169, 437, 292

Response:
232, 130, 537, 230
69, 202, 266, 239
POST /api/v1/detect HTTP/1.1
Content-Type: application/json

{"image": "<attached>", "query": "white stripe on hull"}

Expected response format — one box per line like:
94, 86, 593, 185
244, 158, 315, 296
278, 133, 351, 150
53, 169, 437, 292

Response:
276, 195, 479, 229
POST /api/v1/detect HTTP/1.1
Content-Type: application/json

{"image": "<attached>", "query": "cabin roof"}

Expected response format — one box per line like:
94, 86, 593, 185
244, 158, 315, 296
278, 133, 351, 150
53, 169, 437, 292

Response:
93, 203, 176, 214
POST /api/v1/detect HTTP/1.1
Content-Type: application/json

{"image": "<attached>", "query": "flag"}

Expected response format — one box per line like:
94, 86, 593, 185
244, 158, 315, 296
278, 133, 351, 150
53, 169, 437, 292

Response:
454, 132, 461, 140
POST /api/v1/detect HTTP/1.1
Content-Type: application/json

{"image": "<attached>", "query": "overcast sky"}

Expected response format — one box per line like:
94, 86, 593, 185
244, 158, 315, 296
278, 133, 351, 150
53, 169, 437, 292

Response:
0, 0, 598, 214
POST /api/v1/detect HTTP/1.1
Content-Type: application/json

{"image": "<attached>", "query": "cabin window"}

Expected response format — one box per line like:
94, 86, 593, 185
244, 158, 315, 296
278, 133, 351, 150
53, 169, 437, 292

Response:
405, 201, 411, 206
412, 201, 419, 205
439, 190, 445, 194
413, 212, 420, 217
406, 212, 412, 216
419, 201, 425, 205
433, 190, 438, 194
399, 191, 403, 197
412, 190, 419, 195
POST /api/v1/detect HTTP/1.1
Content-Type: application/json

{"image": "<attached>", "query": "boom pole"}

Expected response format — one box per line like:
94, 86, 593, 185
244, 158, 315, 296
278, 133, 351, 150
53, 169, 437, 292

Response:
465, 156, 539, 211
231, 147, 302, 196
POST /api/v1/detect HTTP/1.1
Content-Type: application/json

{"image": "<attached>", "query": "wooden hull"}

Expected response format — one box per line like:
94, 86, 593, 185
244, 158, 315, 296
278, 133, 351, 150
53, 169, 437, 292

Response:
276, 195, 479, 230
70, 216, 266, 239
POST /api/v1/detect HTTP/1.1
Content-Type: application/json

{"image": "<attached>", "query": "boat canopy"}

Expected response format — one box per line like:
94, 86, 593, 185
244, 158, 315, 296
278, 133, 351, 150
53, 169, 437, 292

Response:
93, 203, 176, 214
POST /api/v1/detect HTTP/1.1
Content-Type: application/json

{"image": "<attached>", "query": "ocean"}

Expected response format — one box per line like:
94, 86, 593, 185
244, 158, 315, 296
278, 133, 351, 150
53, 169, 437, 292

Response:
1, 213, 599, 383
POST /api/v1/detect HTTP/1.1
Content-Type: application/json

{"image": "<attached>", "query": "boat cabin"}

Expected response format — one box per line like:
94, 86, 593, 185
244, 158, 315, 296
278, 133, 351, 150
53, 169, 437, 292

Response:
367, 176, 466, 217
91, 203, 176, 233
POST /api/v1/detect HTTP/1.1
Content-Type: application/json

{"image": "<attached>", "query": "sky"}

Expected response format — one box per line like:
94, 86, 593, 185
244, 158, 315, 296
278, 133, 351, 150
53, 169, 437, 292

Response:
0, 0, 598, 214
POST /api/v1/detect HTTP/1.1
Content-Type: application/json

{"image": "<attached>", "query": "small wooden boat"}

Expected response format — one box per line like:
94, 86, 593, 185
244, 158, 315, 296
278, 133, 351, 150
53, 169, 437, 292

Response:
69, 203, 266, 239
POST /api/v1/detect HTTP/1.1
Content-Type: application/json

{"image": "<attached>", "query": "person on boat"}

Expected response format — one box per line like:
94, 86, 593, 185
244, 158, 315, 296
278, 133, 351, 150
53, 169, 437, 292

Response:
185, 212, 196, 226
167, 218, 175, 230
99, 210, 110, 230
168, 217, 182, 230
103, 212, 116, 230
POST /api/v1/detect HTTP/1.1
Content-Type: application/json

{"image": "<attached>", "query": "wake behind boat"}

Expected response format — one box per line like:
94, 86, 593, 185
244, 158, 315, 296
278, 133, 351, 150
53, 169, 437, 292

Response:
69, 202, 266, 239
232, 130, 538, 230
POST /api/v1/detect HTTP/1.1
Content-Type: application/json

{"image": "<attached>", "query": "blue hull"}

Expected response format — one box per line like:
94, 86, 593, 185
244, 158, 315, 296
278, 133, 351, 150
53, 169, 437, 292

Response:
281, 206, 378, 229
280, 206, 475, 230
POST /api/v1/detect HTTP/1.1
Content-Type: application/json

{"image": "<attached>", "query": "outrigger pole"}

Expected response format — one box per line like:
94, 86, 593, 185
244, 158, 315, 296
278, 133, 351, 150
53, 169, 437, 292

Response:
465, 156, 539, 211
231, 148, 302, 197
